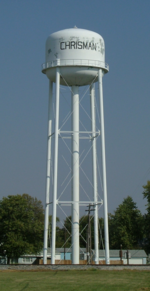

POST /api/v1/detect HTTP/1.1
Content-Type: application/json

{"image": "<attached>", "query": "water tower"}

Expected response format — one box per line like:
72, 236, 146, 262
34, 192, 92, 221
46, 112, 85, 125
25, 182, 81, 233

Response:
41, 27, 110, 265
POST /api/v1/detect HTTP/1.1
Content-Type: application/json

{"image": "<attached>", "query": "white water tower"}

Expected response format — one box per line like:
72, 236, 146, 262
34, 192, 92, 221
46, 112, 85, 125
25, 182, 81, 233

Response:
42, 27, 110, 265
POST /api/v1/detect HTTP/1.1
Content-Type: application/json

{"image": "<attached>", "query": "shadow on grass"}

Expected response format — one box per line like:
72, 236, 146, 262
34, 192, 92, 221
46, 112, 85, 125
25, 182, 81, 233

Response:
20, 283, 29, 291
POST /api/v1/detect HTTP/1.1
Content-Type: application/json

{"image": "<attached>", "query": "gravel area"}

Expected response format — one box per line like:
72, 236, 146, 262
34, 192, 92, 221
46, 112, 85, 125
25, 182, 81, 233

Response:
0, 264, 150, 271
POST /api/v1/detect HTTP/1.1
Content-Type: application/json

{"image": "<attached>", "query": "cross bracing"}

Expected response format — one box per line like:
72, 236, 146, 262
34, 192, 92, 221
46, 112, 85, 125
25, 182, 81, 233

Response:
43, 68, 110, 265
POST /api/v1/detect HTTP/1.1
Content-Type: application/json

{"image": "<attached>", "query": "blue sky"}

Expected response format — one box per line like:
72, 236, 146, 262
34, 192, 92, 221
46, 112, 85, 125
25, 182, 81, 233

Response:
0, 0, 150, 217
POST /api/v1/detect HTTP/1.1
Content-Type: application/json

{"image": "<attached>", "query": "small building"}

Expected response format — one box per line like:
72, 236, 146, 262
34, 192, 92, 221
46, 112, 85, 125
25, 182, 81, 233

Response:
98, 249, 147, 264
2, 248, 147, 265
0, 256, 7, 264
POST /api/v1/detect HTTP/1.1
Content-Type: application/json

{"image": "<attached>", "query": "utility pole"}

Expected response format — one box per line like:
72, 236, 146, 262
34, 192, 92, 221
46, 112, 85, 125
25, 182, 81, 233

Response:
64, 227, 66, 261
127, 249, 129, 265
119, 244, 123, 264
85, 204, 95, 264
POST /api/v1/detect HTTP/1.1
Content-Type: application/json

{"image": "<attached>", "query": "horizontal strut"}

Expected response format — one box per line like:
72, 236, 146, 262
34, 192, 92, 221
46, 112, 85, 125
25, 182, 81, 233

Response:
47, 200, 103, 206
49, 130, 100, 139
60, 130, 100, 134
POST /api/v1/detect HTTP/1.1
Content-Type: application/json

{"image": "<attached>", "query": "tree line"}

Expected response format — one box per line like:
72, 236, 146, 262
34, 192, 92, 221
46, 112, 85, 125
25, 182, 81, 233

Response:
0, 181, 150, 263
54, 196, 144, 251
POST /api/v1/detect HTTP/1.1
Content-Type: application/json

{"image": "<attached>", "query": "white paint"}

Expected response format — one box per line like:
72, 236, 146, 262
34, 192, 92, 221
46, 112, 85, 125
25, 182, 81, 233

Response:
42, 28, 110, 265
72, 86, 80, 264
43, 81, 53, 264
98, 69, 110, 264
42, 28, 109, 86
123, 259, 143, 265
90, 84, 99, 265
45, 28, 105, 65
51, 68, 60, 264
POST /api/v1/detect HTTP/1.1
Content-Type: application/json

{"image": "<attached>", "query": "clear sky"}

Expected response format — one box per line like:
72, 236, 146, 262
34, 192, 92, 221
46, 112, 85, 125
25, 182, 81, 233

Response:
0, 0, 150, 218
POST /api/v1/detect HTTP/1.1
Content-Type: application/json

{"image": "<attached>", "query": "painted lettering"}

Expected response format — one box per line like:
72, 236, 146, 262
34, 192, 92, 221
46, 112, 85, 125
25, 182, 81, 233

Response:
78, 41, 82, 49
71, 41, 76, 49
60, 42, 65, 50
83, 42, 88, 49
60, 41, 97, 51
65, 42, 70, 49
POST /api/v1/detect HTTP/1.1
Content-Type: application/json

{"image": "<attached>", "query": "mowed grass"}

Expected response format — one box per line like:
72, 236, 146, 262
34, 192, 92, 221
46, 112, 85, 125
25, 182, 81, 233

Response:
0, 269, 150, 291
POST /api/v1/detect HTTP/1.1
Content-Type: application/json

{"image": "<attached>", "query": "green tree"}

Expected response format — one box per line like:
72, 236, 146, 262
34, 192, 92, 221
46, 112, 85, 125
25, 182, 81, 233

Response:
0, 194, 44, 263
79, 215, 95, 248
48, 215, 61, 248
60, 216, 72, 248
55, 215, 95, 249
57, 215, 101, 250
143, 180, 150, 254
52, 216, 73, 248
143, 180, 150, 206
109, 196, 144, 249
98, 214, 114, 249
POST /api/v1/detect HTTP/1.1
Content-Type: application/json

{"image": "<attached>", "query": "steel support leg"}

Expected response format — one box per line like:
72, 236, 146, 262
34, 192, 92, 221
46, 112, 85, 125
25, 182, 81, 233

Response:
90, 84, 99, 265
43, 80, 53, 264
51, 68, 60, 264
72, 86, 79, 264
98, 69, 110, 264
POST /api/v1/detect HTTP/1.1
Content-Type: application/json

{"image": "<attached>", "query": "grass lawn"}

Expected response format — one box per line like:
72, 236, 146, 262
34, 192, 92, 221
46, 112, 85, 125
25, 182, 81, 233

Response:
0, 269, 150, 291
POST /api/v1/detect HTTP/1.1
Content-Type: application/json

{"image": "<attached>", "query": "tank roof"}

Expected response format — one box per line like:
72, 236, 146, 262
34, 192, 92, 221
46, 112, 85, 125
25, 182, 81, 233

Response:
49, 27, 103, 39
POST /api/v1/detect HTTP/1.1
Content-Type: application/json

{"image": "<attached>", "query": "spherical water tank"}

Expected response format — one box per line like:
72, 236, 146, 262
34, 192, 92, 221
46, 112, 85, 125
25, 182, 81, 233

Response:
42, 27, 109, 86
